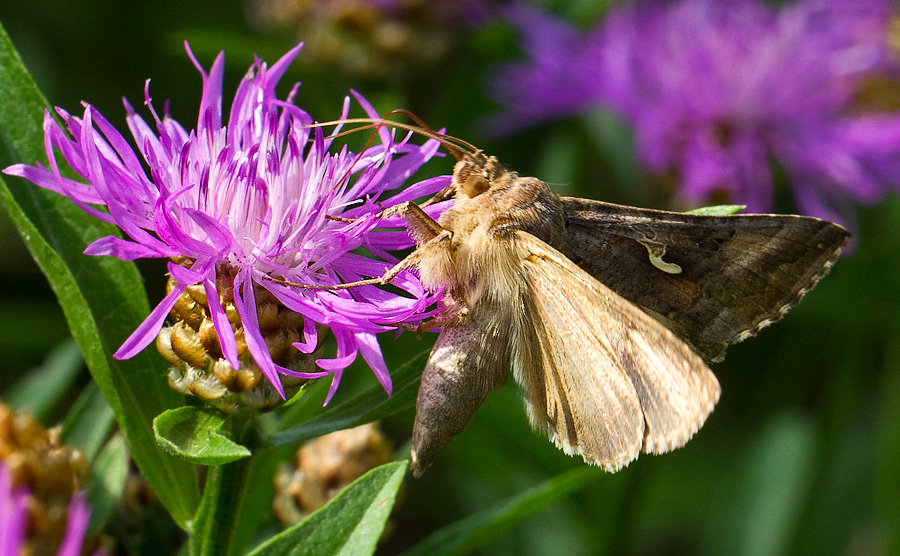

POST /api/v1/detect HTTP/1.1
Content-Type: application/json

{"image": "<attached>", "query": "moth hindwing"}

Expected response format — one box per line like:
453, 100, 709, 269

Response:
384, 151, 848, 476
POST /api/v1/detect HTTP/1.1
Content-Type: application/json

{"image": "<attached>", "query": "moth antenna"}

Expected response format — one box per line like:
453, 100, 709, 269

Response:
381, 109, 472, 161
330, 123, 385, 195
302, 116, 479, 162
306, 112, 476, 203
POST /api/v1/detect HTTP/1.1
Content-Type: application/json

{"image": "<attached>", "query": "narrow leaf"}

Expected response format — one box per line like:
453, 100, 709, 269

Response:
190, 443, 295, 556
401, 466, 603, 556
86, 434, 129, 534
154, 406, 251, 465
61, 381, 116, 463
272, 350, 429, 447
246, 461, 408, 556
687, 204, 746, 216
0, 25, 199, 527
702, 411, 816, 556
5, 338, 83, 420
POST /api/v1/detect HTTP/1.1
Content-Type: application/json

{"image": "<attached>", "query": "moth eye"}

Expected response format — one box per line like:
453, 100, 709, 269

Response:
464, 175, 490, 197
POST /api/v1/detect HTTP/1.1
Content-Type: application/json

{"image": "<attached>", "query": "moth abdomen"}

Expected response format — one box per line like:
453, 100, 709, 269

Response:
410, 302, 512, 477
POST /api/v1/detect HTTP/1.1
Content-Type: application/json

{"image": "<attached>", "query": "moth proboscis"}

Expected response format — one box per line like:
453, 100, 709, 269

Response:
289, 120, 850, 476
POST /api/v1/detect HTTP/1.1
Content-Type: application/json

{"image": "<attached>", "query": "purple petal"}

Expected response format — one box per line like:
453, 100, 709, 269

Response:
233, 268, 284, 398
204, 271, 240, 369
84, 235, 171, 260
3, 163, 104, 206
56, 492, 92, 556
0, 464, 28, 556
355, 332, 392, 396
317, 329, 358, 404
115, 281, 187, 360
292, 317, 319, 354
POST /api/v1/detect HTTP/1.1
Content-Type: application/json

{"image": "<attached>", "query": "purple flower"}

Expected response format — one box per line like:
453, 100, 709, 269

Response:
489, 0, 900, 226
0, 462, 95, 556
5, 44, 448, 402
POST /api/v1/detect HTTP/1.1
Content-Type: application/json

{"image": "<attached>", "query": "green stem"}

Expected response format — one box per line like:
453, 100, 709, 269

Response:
189, 416, 293, 556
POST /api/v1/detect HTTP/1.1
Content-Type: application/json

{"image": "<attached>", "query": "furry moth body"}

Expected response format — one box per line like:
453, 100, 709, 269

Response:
380, 152, 849, 476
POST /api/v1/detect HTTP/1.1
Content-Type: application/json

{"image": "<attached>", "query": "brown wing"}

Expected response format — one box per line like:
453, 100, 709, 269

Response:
513, 232, 721, 471
561, 198, 850, 361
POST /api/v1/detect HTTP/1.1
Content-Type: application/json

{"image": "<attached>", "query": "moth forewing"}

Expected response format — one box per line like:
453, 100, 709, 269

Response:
512, 232, 720, 471
560, 198, 851, 361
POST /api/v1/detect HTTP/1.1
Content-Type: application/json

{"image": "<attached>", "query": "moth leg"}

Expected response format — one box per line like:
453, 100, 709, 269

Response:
378, 201, 445, 246
419, 183, 455, 207
268, 255, 414, 290
272, 229, 454, 291
395, 306, 470, 335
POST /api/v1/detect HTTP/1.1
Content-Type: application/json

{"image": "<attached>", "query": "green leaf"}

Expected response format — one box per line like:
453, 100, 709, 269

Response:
246, 461, 408, 556
86, 434, 129, 534
879, 337, 900, 555
686, 204, 747, 216
272, 349, 429, 447
0, 24, 199, 527
702, 411, 816, 556
154, 406, 251, 465
61, 381, 116, 463
282, 377, 327, 409
5, 338, 83, 420
401, 466, 603, 556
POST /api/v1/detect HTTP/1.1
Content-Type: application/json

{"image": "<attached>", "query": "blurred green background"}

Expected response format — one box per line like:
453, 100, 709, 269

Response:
0, 0, 896, 554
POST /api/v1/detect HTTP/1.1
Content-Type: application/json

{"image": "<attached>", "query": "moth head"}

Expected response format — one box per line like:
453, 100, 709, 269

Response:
451, 152, 505, 199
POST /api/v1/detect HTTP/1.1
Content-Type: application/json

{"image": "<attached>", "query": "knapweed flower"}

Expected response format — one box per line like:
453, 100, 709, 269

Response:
0, 403, 99, 556
1, 463, 94, 556
4, 44, 448, 408
489, 0, 900, 227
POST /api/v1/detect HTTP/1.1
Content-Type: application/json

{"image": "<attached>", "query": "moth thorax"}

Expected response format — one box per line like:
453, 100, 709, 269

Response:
156, 262, 319, 413
0, 403, 106, 556
273, 422, 397, 526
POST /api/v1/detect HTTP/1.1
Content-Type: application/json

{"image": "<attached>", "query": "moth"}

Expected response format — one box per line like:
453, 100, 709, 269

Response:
372, 150, 849, 477
295, 121, 849, 476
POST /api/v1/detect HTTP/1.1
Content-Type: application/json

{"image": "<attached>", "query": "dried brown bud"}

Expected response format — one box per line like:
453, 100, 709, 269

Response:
0, 403, 96, 556
273, 423, 397, 526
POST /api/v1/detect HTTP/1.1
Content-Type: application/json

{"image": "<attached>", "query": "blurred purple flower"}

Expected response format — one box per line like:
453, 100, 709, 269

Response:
489, 0, 900, 226
0, 462, 95, 556
5, 44, 448, 401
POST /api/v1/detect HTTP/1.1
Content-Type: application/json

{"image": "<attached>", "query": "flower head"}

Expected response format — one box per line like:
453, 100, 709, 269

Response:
5, 44, 448, 404
0, 403, 98, 556
489, 0, 900, 227
1, 463, 94, 556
